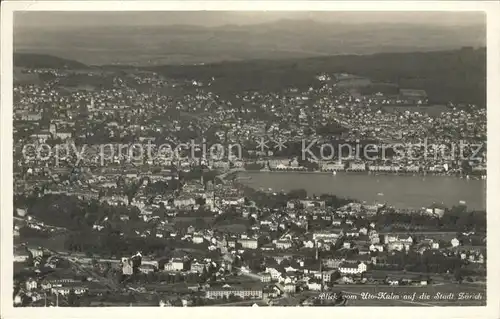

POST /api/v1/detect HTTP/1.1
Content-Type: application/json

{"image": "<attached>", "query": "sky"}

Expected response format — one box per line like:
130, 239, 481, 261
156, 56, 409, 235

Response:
14, 11, 485, 28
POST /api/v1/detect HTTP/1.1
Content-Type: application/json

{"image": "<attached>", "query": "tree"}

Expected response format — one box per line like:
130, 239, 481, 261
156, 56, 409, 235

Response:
195, 297, 205, 306
287, 189, 307, 200
195, 197, 206, 206
174, 272, 182, 283
454, 268, 464, 284
68, 289, 79, 306
232, 257, 242, 268
460, 160, 472, 174
200, 266, 208, 282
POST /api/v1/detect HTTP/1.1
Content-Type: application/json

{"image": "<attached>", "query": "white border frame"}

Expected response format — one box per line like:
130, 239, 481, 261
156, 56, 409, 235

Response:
1, 1, 499, 319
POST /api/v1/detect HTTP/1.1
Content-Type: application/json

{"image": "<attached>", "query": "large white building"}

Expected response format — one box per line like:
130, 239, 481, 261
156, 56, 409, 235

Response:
164, 258, 187, 271
313, 231, 342, 243
348, 162, 366, 171
321, 162, 345, 171
338, 262, 367, 275
239, 238, 258, 249
206, 285, 263, 299
451, 238, 460, 247
192, 235, 205, 244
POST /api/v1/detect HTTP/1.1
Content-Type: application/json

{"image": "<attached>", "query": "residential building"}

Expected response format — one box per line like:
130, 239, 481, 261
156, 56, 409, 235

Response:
369, 244, 384, 252
122, 258, 134, 275
25, 278, 37, 291
260, 272, 272, 283
284, 283, 296, 293
322, 270, 337, 283
14, 247, 30, 263
451, 238, 460, 247
276, 240, 293, 250
387, 241, 405, 252
331, 219, 342, 226
192, 235, 205, 244
51, 286, 88, 296
265, 268, 282, 281
307, 281, 322, 291
299, 200, 326, 209
190, 261, 206, 273
139, 264, 156, 274
313, 231, 342, 243
323, 258, 343, 269
164, 258, 187, 271
28, 247, 44, 259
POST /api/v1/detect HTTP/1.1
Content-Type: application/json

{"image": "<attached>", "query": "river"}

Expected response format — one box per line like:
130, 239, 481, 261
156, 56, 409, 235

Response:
237, 171, 486, 210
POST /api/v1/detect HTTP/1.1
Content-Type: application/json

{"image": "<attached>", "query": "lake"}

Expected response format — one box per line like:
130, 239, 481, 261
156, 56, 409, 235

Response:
238, 172, 486, 211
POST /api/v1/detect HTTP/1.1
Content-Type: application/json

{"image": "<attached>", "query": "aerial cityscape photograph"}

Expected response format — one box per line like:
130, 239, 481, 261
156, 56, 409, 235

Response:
8, 9, 489, 308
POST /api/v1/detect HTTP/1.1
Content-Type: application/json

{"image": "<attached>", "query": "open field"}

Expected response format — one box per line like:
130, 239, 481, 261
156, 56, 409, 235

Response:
14, 68, 40, 84
140, 282, 191, 294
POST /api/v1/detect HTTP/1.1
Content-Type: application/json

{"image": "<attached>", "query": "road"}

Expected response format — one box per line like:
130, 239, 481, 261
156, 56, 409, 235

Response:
45, 248, 120, 291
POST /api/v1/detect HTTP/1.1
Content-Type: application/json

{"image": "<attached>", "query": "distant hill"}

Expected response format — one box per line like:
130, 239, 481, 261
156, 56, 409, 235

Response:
13, 47, 486, 106
14, 20, 485, 65
149, 47, 486, 106
13, 53, 88, 69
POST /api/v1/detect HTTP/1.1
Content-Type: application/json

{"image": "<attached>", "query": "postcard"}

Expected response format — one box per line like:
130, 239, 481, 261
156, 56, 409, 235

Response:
1, 1, 499, 319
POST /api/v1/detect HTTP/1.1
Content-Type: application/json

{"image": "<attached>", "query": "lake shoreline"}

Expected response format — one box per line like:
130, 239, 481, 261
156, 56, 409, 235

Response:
236, 170, 486, 210
238, 169, 484, 180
